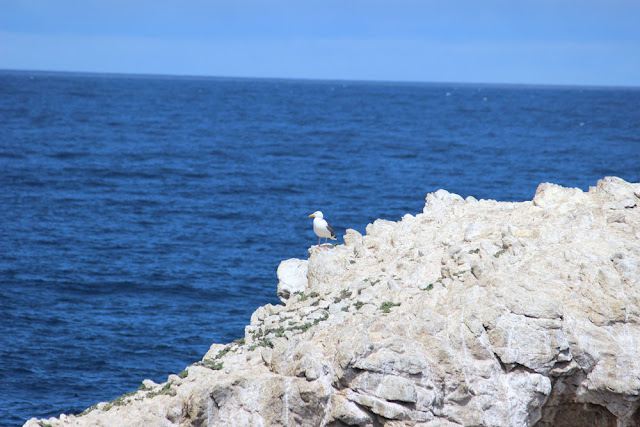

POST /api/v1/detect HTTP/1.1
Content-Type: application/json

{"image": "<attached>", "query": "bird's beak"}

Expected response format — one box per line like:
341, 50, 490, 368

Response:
308, 214, 314, 218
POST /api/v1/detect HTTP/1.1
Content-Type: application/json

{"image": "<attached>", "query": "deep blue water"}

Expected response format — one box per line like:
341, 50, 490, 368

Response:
1, 70, 638, 425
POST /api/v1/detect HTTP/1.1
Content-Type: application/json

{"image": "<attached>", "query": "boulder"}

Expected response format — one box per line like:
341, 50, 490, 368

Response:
276, 258, 309, 304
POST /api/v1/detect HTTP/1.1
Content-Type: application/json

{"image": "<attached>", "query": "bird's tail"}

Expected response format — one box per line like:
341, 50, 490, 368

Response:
330, 235, 337, 240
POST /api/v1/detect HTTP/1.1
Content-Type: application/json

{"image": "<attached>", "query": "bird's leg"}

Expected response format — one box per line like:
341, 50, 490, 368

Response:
318, 237, 321, 246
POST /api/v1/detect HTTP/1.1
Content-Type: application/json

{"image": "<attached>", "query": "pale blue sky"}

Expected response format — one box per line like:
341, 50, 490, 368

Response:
1, 0, 639, 86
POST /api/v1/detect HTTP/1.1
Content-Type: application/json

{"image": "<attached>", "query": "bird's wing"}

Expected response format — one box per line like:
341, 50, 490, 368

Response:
326, 222, 336, 238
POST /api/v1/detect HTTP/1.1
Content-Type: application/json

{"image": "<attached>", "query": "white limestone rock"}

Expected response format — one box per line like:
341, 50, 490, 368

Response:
276, 258, 308, 304
24, 177, 640, 427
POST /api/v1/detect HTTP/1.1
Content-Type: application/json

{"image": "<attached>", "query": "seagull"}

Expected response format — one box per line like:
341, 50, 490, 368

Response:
308, 211, 337, 246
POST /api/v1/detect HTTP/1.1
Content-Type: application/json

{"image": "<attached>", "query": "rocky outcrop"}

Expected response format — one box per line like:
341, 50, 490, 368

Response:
26, 177, 640, 427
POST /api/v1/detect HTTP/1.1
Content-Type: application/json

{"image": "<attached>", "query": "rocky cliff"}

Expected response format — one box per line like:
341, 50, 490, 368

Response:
26, 177, 640, 427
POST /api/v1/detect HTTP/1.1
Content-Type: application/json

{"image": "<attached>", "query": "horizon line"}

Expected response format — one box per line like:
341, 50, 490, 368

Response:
1, 68, 639, 91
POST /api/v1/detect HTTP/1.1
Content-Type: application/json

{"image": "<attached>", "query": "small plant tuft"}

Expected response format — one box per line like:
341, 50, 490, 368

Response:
197, 359, 224, 371
264, 326, 285, 337
316, 311, 329, 323
494, 249, 507, 258
248, 338, 274, 351
294, 291, 308, 301
380, 301, 401, 313
334, 289, 353, 303
215, 346, 232, 359
146, 381, 177, 398
78, 404, 99, 417
298, 322, 314, 333
354, 301, 365, 310
101, 389, 141, 411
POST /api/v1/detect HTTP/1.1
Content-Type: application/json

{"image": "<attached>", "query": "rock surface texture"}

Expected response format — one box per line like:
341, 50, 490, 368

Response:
26, 177, 640, 427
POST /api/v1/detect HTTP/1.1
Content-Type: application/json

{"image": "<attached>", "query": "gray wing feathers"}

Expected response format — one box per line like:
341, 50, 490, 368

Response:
326, 222, 336, 240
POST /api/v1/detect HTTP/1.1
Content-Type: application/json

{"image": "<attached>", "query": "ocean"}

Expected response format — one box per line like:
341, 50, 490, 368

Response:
1, 70, 638, 425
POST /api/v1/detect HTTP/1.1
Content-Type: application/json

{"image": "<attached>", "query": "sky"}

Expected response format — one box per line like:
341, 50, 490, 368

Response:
1, 0, 639, 86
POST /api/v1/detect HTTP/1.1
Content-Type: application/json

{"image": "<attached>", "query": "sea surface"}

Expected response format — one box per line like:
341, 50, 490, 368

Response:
1, 70, 638, 425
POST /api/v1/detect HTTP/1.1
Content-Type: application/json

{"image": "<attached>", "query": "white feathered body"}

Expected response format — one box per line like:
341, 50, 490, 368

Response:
310, 211, 336, 241
313, 217, 336, 239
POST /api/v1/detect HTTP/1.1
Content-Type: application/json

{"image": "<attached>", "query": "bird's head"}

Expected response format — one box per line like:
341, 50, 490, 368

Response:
309, 211, 323, 219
